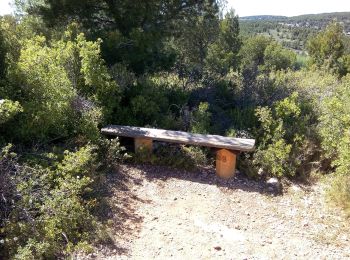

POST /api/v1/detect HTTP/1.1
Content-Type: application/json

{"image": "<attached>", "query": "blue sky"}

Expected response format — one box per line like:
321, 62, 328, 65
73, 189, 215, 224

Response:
1, 0, 350, 17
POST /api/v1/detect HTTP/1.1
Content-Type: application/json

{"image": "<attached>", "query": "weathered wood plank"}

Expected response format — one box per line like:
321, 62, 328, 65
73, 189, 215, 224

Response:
101, 125, 255, 151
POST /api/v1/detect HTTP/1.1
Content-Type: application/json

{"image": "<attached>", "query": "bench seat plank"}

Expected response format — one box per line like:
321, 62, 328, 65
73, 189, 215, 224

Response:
101, 125, 255, 152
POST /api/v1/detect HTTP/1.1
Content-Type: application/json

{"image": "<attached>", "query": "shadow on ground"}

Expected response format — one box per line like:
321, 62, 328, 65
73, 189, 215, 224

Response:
128, 163, 280, 196
92, 165, 152, 256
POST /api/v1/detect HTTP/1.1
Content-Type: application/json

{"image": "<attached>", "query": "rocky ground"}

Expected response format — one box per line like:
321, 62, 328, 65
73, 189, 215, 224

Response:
78, 164, 350, 259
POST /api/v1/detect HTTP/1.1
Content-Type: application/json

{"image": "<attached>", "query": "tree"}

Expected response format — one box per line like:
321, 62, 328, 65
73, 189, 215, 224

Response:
240, 36, 296, 74
263, 41, 296, 72
18, 0, 217, 74
0, 25, 7, 79
172, 0, 220, 79
205, 9, 241, 75
239, 35, 272, 73
307, 22, 345, 74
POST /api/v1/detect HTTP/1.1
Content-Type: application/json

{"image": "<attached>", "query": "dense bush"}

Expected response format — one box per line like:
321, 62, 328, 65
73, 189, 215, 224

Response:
252, 92, 315, 177
0, 144, 104, 259
319, 75, 350, 213
307, 22, 348, 75
0, 22, 119, 143
0, 99, 22, 125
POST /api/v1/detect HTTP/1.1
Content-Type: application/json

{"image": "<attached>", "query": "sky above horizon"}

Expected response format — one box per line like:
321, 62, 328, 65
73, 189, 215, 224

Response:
1, 0, 350, 17
0, 0, 12, 15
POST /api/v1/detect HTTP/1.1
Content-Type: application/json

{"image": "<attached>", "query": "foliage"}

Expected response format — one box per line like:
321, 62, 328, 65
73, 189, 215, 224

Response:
20, 0, 217, 73
3, 25, 119, 142
1, 144, 103, 259
190, 102, 212, 134
153, 144, 208, 171
0, 99, 23, 125
14, 35, 76, 140
318, 75, 350, 158
98, 137, 129, 171
328, 173, 350, 217
117, 74, 190, 129
239, 35, 272, 73
0, 25, 7, 78
319, 75, 350, 214
240, 36, 296, 74
205, 9, 241, 75
307, 22, 347, 75
253, 92, 314, 177
263, 41, 296, 72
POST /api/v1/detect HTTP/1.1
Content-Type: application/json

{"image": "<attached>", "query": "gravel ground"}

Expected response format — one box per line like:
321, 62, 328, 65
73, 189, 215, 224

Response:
78, 164, 350, 260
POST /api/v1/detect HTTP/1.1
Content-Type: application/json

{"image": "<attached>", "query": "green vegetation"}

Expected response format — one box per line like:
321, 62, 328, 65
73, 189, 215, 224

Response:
1, 1, 350, 258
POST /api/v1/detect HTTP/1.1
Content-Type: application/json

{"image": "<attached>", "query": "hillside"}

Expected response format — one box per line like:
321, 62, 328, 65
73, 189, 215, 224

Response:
240, 12, 350, 51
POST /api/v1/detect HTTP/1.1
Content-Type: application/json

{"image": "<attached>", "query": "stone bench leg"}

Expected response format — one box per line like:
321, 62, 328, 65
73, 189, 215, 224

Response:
134, 137, 153, 154
216, 149, 239, 179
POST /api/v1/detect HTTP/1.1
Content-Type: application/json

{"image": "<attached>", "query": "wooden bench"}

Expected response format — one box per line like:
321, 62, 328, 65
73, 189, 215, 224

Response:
101, 125, 255, 179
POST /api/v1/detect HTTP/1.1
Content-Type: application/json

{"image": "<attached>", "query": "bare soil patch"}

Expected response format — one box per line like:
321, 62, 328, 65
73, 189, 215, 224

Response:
79, 164, 350, 259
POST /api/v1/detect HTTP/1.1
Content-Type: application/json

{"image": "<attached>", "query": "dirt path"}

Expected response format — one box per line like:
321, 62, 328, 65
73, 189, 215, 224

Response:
82, 164, 350, 259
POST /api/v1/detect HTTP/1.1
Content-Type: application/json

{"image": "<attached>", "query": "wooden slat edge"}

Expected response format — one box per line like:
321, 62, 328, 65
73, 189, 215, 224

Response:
101, 126, 255, 151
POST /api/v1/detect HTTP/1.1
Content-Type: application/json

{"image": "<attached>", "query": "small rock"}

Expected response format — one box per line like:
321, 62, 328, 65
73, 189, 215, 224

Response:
266, 178, 282, 193
174, 197, 178, 201
290, 184, 301, 192
258, 168, 264, 176
214, 246, 222, 251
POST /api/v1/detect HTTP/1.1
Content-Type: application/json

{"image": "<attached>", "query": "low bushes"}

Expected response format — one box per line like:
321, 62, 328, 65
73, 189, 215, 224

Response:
0, 141, 126, 259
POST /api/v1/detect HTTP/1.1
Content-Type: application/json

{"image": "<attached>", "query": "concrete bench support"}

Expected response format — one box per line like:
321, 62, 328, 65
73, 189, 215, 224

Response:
216, 149, 239, 179
134, 137, 153, 154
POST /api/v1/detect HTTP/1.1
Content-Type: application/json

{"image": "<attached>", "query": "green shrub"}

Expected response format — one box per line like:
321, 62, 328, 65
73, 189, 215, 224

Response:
5, 25, 120, 142
319, 75, 350, 158
14, 36, 76, 140
1, 144, 105, 259
190, 102, 211, 134
0, 99, 23, 125
116, 73, 190, 130
253, 92, 316, 177
131, 144, 208, 171
155, 145, 208, 170
328, 174, 350, 217
326, 131, 350, 216
98, 137, 128, 170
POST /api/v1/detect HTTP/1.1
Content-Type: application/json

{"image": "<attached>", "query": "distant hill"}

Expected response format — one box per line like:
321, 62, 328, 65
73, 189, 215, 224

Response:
239, 12, 350, 52
240, 15, 287, 21
240, 12, 350, 22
